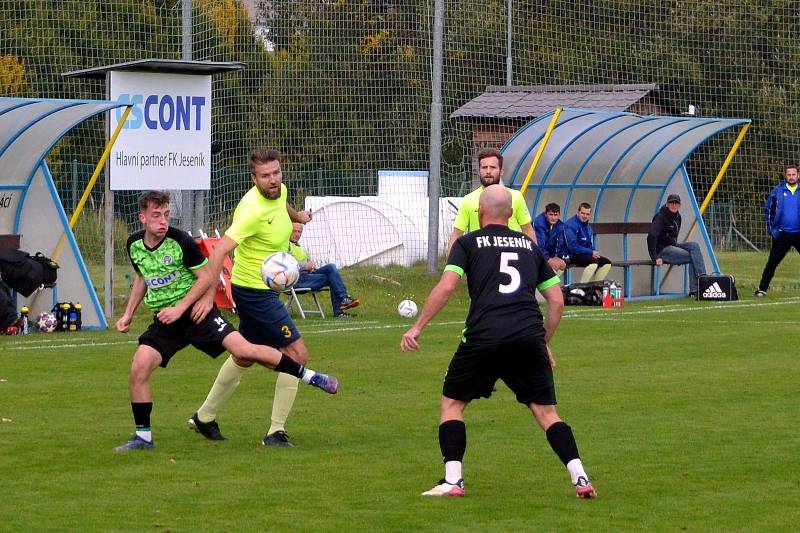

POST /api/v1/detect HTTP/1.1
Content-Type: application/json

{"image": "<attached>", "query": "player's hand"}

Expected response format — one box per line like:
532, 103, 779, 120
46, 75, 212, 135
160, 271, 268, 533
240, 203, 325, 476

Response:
308, 261, 317, 272
400, 326, 422, 352
546, 344, 557, 368
592, 250, 601, 259
296, 210, 312, 224
190, 298, 213, 323
655, 258, 663, 266
116, 314, 132, 333
157, 305, 183, 324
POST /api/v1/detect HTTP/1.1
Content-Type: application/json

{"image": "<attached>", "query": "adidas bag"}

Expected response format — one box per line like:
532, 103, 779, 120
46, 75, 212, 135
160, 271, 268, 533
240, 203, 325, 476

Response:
697, 273, 738, 301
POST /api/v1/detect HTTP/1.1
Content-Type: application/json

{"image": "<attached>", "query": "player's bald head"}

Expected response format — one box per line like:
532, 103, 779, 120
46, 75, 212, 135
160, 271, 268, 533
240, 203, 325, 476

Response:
478, 184, 513, 227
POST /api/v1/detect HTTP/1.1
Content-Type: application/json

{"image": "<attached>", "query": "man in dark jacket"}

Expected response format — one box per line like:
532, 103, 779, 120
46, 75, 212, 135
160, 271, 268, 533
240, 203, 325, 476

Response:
559, 203, 611, 283
533, 203, 567, 276
755, 165, 800, 297
646, 194, 707, 296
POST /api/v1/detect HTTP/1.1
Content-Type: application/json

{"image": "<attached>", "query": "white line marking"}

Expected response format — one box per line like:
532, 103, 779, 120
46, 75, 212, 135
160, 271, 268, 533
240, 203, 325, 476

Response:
8, 297, 799, 350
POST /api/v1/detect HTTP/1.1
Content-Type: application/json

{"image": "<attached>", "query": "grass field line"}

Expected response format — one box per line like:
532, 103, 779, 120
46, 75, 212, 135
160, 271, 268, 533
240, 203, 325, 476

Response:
10, 339, 139, 351
8, 297, 799, 351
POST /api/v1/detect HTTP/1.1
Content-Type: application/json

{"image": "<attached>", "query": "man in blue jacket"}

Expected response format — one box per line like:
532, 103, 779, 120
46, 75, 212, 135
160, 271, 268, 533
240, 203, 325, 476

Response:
533, 203, 567, 276
755, 165, 800, 297
559, 203, 611, 283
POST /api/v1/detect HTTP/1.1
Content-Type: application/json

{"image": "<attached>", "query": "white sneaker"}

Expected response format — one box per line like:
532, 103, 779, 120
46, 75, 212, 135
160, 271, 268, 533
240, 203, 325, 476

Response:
422, 478, 465, 497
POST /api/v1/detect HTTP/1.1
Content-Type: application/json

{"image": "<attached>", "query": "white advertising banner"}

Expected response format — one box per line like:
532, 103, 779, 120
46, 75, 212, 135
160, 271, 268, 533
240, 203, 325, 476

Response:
109, 71, 211, 190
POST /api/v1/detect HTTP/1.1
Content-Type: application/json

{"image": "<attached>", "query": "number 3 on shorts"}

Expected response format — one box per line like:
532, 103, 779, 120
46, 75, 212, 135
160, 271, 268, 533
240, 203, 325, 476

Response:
281, 324, 292, 338
499, 251, 520, 294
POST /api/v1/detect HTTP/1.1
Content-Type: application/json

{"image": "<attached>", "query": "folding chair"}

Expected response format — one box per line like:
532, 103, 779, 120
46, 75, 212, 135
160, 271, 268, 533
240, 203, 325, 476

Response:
284, 286, 329, 319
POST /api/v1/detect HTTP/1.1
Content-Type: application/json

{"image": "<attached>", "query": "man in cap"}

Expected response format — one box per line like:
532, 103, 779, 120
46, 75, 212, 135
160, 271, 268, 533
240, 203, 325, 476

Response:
647, 194, 707, 297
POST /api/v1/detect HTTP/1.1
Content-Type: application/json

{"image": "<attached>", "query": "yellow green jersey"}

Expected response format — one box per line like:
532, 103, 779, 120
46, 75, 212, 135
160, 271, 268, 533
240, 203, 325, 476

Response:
226, 184, 293, 289
288, 241, 308, 264
453, 185, 532, 233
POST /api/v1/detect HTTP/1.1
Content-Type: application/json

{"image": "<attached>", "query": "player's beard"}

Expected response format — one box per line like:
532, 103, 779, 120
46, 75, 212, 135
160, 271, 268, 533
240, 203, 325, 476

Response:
257, 183, 281, 200
480, 175, 501, 187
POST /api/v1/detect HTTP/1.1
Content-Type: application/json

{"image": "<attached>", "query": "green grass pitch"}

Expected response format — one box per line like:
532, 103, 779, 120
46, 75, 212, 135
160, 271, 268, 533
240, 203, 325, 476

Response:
1, 252, 799, 531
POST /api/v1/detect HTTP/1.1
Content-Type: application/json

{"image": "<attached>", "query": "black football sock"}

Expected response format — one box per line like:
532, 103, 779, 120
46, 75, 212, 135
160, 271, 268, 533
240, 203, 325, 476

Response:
439, 419, 467, 462
131, 402, 152, 439
274, 353, 305, 379
545, 421, 580, 465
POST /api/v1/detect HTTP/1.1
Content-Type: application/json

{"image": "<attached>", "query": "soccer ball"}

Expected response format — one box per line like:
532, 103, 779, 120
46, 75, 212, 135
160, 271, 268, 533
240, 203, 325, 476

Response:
261, 252, 300, 292
397, 299, 418, 318
36, 312, 58, 333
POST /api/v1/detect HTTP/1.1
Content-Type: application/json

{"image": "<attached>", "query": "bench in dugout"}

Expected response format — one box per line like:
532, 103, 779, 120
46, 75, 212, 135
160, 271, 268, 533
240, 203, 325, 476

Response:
284, 286, 330, 319
563, 222, 689, 297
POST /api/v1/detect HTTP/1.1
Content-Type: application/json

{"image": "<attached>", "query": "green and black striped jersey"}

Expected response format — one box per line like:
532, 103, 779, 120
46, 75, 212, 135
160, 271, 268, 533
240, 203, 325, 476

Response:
126, 227, 207, 312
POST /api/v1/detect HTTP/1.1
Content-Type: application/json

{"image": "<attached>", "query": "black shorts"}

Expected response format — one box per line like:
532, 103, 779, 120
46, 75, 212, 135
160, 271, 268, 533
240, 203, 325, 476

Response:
138, 305, 236, 368
566, 254, 611, 267
442, 333, 556, 406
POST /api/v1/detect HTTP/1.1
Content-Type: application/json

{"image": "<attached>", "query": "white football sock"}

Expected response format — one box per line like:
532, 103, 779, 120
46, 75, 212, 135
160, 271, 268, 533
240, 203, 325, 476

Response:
135, 429, 152, 443
445, 461, 463, 484
567, 458, 588, 485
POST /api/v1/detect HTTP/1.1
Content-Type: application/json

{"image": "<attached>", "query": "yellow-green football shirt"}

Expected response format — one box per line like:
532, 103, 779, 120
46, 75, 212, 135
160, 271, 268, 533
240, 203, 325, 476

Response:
227, 184, 293, 289
453, 185, 531, 233
288, 241, 308, 264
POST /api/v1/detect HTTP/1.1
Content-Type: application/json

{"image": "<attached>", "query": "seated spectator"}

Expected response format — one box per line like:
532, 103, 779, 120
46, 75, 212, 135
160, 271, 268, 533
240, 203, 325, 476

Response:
559, 202, 611, 283
289, 223, 360, 318
647, 194, 707, 297
533, 202, 568, 276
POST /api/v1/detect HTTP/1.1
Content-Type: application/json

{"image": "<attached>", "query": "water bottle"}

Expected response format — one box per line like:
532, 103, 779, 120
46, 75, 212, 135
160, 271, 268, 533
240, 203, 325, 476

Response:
602, 283, 612, 308
74, 303, 82, 331
68, 308, 77, 331
612, 282, 623, 308
60, 303, 71, 331
20, 306, 29, 335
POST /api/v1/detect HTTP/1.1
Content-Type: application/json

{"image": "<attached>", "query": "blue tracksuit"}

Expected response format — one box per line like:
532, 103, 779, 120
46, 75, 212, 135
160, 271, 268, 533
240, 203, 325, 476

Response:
533, 212, 566, 260
562, 214, 595, 257
765, 182, 800, 237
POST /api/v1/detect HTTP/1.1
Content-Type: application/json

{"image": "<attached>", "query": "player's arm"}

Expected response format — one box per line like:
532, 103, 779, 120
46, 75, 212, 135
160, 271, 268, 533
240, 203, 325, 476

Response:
205, 235, 238, 282
287, 203, 312, 224
189, 264, 217, 323
540, 283, 563, 344
117, 275, 146, 333
520, 222, 538, 245
448, 201, 469, 255
539, 283, 564, 367
447, 228, 464, 256
156, 262, 216, 324
400, 270, 460, 352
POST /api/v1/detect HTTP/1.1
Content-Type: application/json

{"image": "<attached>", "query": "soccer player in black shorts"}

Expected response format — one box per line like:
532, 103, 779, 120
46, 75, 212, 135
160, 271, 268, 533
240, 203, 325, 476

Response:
401, 184, 597, 499
114, 191, 338, 452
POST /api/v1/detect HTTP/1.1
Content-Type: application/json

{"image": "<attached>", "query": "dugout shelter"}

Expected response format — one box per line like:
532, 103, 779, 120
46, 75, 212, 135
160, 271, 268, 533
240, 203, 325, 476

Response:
501, 107, 750, 298
0, 97, 130, 329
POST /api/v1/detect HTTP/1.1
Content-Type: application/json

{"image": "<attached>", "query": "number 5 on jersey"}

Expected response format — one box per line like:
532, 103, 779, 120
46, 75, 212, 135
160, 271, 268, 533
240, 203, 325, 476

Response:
499, 252, 520, 293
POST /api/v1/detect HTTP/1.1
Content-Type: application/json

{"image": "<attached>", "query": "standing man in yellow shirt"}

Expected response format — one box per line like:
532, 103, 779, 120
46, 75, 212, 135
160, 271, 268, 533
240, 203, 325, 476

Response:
190, 148, 333, 447
447, 148, 537, 254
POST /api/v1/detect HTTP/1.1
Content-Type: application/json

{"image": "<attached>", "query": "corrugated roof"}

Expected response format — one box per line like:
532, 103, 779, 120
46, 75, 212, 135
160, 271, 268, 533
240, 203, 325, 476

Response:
451, 83, 658, 119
